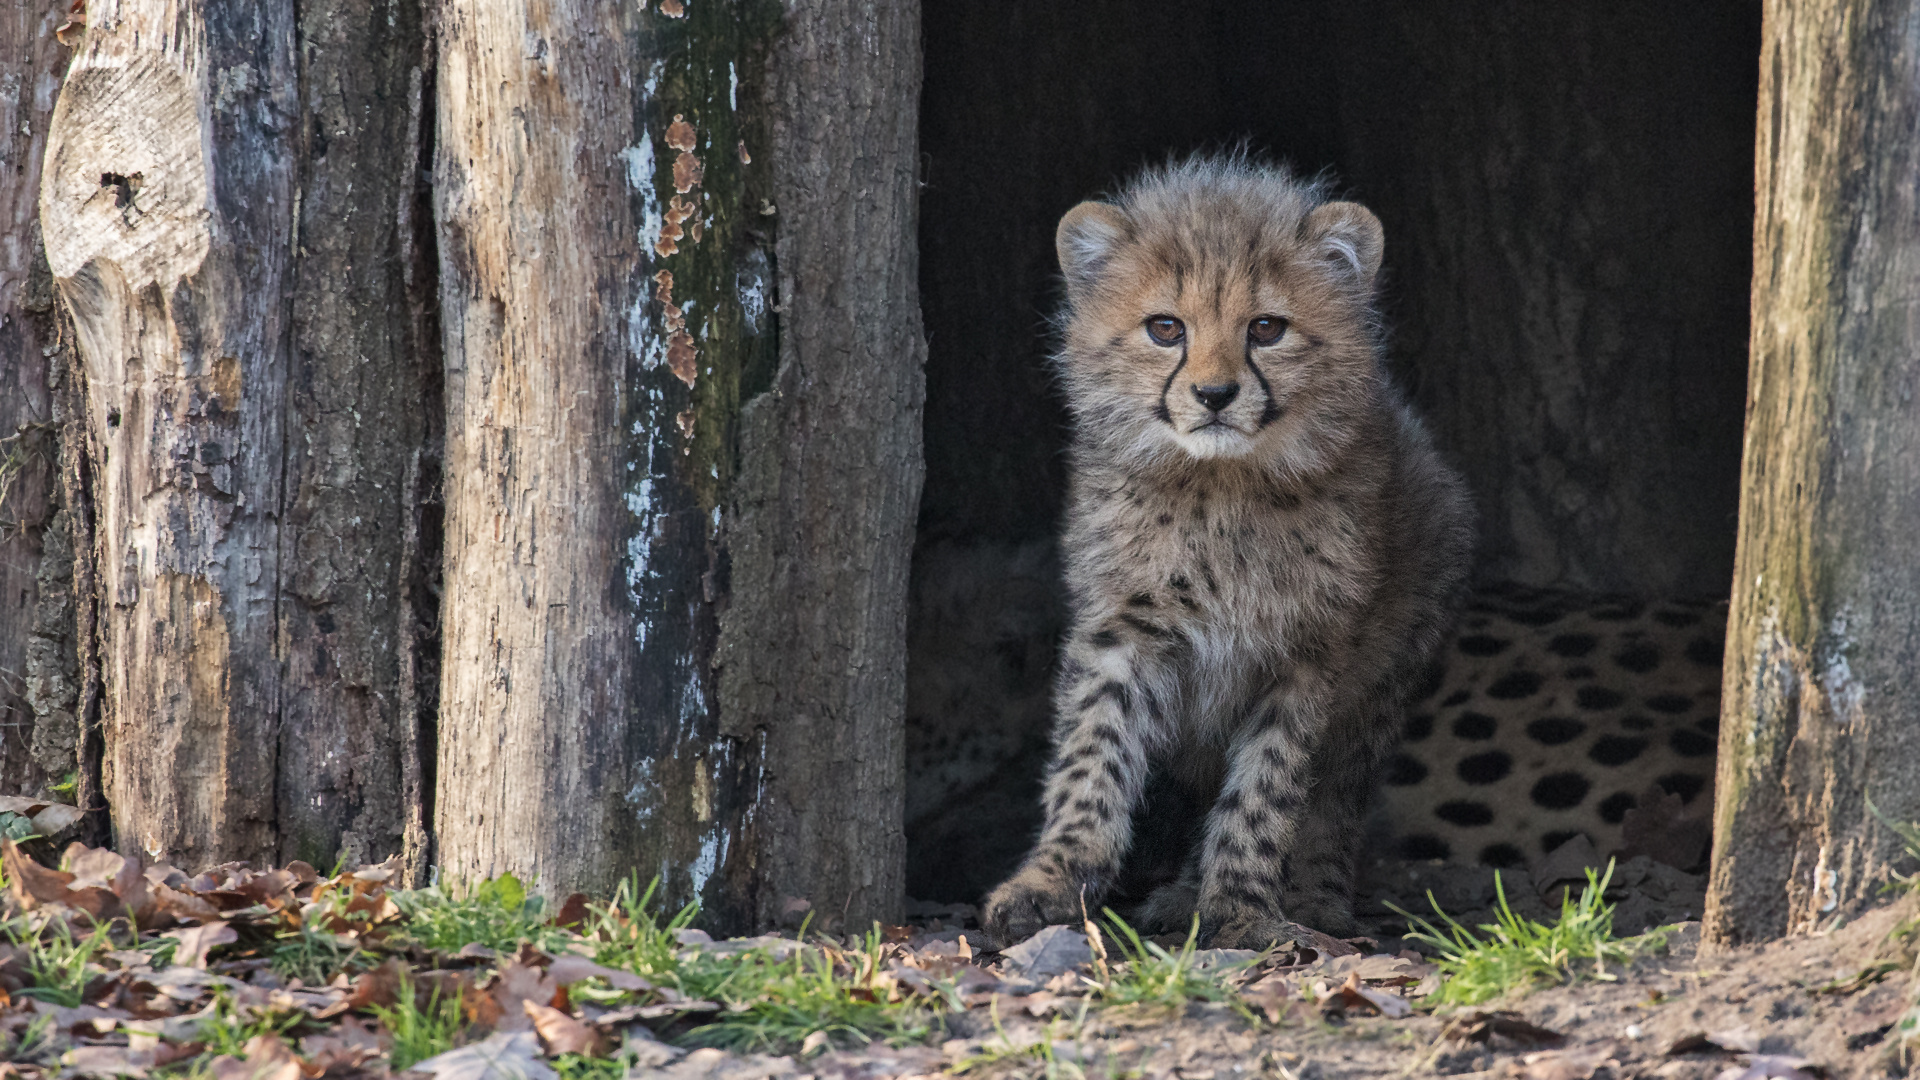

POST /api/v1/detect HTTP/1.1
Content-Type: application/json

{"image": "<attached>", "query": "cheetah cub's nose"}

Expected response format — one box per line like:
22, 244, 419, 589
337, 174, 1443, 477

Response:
1193, 383, 1240, 412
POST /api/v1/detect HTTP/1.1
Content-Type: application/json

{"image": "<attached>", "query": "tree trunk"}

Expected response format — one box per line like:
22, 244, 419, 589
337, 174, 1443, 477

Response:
37, 0, 923, 913
278, 0, 438, 872
39, 0, 432, 868
430, 0, 773, 916
1703, 0, 1920, 945
433, 0, 921, 930
717, 0, 924, 929
0, 3, 74, 801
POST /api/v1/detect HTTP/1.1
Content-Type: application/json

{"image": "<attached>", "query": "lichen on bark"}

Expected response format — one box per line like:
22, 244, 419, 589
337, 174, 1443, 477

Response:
616, 0, 781, 927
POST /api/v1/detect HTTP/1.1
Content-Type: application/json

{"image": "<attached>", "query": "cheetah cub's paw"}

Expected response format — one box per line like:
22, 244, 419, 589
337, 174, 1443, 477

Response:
1204, 911, 1363, 956
1275, 895, 1360, 939
1204, 915, 1307, 951
983, 863, 1087, 948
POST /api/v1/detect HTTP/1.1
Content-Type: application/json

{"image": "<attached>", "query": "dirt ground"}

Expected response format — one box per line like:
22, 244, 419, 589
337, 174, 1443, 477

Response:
4, 833, 1912, 1080
647, 861, 1918, 1080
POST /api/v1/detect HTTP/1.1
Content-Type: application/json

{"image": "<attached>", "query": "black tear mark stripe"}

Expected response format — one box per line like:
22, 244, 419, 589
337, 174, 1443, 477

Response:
1117, 612, 1170, 638
1155, 341, 1189, 423
1242, 342, 1283, 427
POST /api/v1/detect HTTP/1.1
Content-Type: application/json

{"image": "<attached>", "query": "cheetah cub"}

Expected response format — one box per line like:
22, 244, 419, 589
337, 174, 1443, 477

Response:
982, 157, 1473, 950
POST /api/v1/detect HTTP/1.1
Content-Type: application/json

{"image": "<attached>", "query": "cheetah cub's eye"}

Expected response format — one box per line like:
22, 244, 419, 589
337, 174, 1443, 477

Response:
1145, 316, 1185, 345
1248, 316, 1289, 345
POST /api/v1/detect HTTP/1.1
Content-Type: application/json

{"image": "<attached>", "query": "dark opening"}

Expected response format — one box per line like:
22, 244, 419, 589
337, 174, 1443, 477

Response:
907, 0, 1760, 904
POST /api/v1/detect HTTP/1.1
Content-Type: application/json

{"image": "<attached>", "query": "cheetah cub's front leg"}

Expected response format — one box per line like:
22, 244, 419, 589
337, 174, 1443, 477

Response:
1195, 697, 1385, 947
982, 637, 1159, 946
1193, 714, 1318, 950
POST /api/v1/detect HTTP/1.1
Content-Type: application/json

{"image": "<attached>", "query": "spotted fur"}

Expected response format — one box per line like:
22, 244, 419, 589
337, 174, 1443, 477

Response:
979, 156, 1474, 949
1375, 586, 1725, 870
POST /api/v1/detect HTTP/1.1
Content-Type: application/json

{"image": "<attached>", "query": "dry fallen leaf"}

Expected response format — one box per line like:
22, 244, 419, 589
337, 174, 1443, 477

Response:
1510, 1046, 1618, 1080
299, 1014, 386, 1070
523, 999, 609, 1057
410, 1030, 558, 1080
1324, 951, 1438, 986
59, 1045, 159, 1079
204, 1034, 312, 1080
1239, 972, 1310, 1025
1621, 783, 1713, 871
122, 1003, 221, 1044
544, 955, 653, 993
314, 958, 407, 1019
998, 925, 1092, 980
0, 797, 85, 837
163, 921, 237, 969
4, 837, 125, 921
1317, 971, 1412, 1018
1530, 834, 1609, 901
149, 882, 222, 925
486, 961, 562, 1033
54, 0, 86, 46
549, 893, 590, 930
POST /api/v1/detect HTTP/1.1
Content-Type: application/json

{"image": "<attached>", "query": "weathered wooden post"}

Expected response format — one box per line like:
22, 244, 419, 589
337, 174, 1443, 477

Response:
38, 0, 435, 868
431, 0, 923, 930
0, 2, 73, 798
1704, 0, 1920, 943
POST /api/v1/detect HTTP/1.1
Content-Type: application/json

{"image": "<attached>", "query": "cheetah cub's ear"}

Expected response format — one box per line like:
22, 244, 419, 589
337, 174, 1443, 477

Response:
1303, 201, 1385, 291
1055, 201, 1129, 299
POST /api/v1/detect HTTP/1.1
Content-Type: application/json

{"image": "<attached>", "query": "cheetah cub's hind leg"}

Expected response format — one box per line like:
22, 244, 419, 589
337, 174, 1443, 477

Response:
1269, 713, 1396, 937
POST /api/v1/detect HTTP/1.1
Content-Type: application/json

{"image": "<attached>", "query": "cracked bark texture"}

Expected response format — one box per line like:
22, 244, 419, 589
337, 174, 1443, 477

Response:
432, 0, 919, 930
717, 0, 924, 929
279, 0, 439, 873
1704, 0, 1920, 946
38, 0, 432, 867
0, 1, 72, 799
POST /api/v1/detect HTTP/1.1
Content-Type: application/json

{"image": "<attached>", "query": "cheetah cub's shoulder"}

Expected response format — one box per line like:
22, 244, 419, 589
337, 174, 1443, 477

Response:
983, 156, 1474, 950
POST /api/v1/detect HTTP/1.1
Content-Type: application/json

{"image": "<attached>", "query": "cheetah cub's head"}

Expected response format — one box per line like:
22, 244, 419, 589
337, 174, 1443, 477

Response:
1054, 157, 1385, 471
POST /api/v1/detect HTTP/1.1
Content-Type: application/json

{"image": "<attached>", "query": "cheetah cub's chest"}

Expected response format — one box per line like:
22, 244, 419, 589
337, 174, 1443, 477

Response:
1072, 468, 1376, 694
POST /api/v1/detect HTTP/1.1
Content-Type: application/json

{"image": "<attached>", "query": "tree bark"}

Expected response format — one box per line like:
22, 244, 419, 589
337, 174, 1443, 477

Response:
433, 0, 921, 931
278, 0, 438, 872
39, 0, 432, 868
0, 3, 72, 800
1703, 0, 1920, 945
431, 0, 773, 916
716, 0, 924, 929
